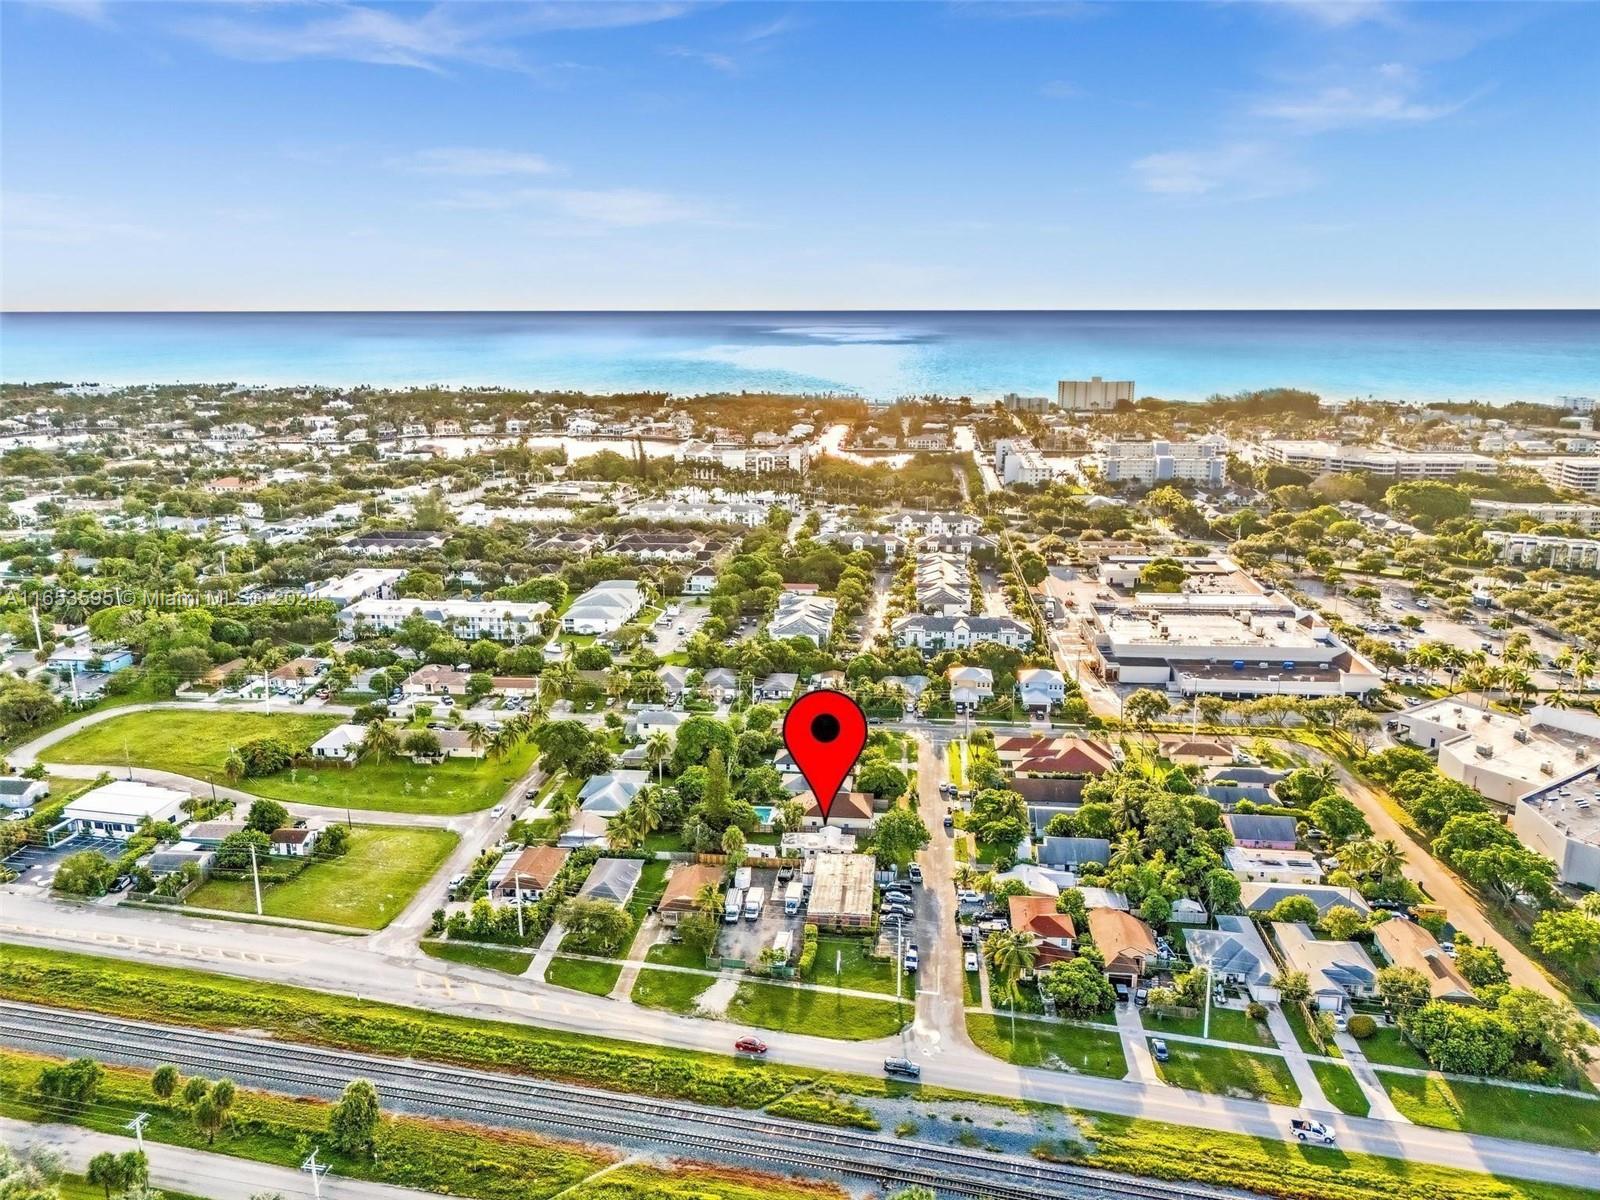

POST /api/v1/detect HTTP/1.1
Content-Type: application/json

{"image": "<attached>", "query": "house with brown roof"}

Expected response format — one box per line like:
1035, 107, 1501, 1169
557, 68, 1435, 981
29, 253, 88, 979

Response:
995, 735, 1116, 776
801, 791, 876, 834
488, 846, 569, 901
657, 863, 724, 926
270, 826, 320, 858
491, 675, 540, 698
1086, 908, 1158, 987
1008, 895, 1076, 965
403, 664, 470, 696
1373, 919, 1477, 1004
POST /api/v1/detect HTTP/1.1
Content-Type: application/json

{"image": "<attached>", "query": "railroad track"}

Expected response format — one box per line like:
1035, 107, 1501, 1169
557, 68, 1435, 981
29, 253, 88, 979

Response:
0, 1000, 1248, 1200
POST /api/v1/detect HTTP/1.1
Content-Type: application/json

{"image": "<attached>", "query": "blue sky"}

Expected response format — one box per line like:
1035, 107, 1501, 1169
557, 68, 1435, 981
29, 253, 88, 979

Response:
2, 0, 1596, 309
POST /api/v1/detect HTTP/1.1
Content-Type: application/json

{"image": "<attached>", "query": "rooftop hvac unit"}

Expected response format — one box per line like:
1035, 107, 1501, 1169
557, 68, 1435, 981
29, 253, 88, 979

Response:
1540, 761, 1555, 775
1514, 729, 1531, 743
1476, 744, 1494, 758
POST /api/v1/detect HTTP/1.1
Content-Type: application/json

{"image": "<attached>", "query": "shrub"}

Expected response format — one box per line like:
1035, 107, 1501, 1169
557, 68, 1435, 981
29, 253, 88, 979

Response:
796, 924, 819, 979
1245, 1002, 1267, 1022
1347, 1014, 1377, 1040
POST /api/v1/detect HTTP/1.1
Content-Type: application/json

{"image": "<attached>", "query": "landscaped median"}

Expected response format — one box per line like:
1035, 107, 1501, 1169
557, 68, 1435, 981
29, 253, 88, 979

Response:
41, 708, 535, 815
0, 946, 1592, 1200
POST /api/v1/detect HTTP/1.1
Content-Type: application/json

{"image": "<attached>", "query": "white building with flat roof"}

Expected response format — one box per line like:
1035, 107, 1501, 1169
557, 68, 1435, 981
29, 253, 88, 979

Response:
1470, 499, 1600, 532
343, 597, 548, 642
1516, 765, 1600, 890
1058, 377, 1134, 412
994, 439, 1054, 488
1482, 530, 1600, 570
561, 580, 644, 634
1535, 457, 1600, 495
1263, 440, 1499, 480
307, 568, 404, 608
63, 780, 188, 839
1395, 702, 1600, 810
1098, 437, 1227, 488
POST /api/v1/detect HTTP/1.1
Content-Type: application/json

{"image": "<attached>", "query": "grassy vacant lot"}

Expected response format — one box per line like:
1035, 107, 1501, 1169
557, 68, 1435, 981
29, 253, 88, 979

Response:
185, 825, 457, 929
1311, 1061, 1371, 1117
43, 708, 535, 815
812, 936, 901, 996
421, 940, 534, 975
632, 966, 715, 1014
1143, 1006, 1274, 1048
1379, 1072, 1600, 1150
646, 942, 711, 968
1151, 1041, 1301, 1106
546, 956, 623, 996
964, 1012, 1128, 1079
726, 981, 907, 1040
1356, 1027, 1432, 1069
1052, 1111, 1596, 1200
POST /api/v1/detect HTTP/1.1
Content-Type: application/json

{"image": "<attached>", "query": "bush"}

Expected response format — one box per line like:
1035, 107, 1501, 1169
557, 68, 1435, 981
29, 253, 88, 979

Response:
796, 924, 819, 979
1347, 1014, 1377, 1040
1245, 1002, 1267, 1022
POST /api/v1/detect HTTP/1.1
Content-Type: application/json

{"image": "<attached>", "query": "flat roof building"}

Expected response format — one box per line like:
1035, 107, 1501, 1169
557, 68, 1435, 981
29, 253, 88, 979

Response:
1263, 440, 1499, 480
807, 853, 876, 930
1396, 702, 1600, 809
1058, 377, 1133, 412
63, 780, 188, 839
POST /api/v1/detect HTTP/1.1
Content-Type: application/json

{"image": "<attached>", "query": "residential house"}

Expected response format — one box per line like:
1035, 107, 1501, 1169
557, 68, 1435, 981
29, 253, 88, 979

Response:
487, 846, 570, 900
701, 667, 739, 702
634, 708, 689, 740
1038, 837, 1112, 871
557, 810, 610, 849
578, 770, 650, 817
1185, 915, 1280, 1002
309, 724, 366, 763
893, 614, 1033, 653
947, 666, 992, 712
751, 672, 800, 703
1085, 908, 1158, 989
0, 777, 49, 812
403, 665, 470, 697
1225, 847, 1322, 885
1008, 896, 1076, 965
801, 791, 875, 834
657, 664, 690, 702
577, 857, 644, 906
610, 530, 712, 563
657, 863, 724, 926
1241, 882, 1370, 918
1271, 921, 1378, 1013
684, 572, 717, 595
1203, 766, 1290, 807
343, 598, 548, 642
431, 729, 488, 760
768, 592, 837, 646
1016, 668, 1067, 714
1373, 920, 1477, 1004
1223, 813, 1299, 850
270, 827, 320, 858
491, 676, 540, 698
47, 642, 134, 678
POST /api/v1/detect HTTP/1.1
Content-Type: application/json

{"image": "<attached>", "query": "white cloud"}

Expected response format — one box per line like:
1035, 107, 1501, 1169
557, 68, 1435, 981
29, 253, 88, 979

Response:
433, 186, 714, 227
1039, 80, 1081, 99
1253, 64, 1466, 131
664, 45, 739, 74
175, 1, 693, 73
1258, 0, 1398, 29
392, 148, 559, 177
21, 0, 113, 26
1131, 143, 1311, 199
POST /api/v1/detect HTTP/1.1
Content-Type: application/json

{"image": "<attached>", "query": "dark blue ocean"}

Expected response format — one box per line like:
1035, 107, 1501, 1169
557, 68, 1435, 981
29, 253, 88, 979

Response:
1, 311, 1595, 405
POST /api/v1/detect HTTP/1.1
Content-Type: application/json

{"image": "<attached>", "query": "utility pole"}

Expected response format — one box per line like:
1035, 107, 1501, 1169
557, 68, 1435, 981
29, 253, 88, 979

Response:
515, 876, 524, 939
248, 841, 263, 916
1202, 965, 1212, 1041
301, 1150, 329, 1200
125, 1112, 149, 1151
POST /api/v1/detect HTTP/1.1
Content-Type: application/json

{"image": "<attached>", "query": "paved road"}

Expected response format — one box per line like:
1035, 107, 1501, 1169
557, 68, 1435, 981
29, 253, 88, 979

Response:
0, 1115, 436, 1200
910, 735, 968, 1066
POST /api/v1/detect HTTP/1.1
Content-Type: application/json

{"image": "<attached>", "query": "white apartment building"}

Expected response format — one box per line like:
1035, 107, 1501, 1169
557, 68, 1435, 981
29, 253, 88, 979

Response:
1263, 440, 1499, 480
767, 592, 837, 646
892, 614, 1033, 653
1058, 376, 1134, 412
306, 568, 405, 608
1470, 499, 1600, 532
1536, 457, 1600, 495
562, 580, 645, 634
914, 552, 971, 616
1482, 530, 1600, 570
994, 439, 1054, 487
343, 597, 549, 642
1098, 436, 1227, 488
1561, 395, 1596, 415
676, 441, 811, 475
1085, 593, 1383, 698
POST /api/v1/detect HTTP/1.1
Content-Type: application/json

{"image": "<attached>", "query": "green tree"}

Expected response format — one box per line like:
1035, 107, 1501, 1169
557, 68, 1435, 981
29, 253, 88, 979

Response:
870, 807, 930, 869
1038, 957, 1116, 1017
1265, 895, 1320, 925
1273, 970, 1310, 1007
53, 850, 115, 897
1122, 688, 1171, 729
244, 798, 289, 834
983, 929, 1038, 1003
1308, 794, 1370, 843
181, 1075, 209, 1106
150, 1065, 179, 1101
35, 1057, 102, 1113
1319, 904, 1367, 941
678, 910, 720, 963
1454, 940, 1509, 988
1377, 965, 1432, 1015
86, 1151, 129, 1200
192, 1093, 224, 1145
557, 898, 635, 954
1530, 908, 1600, 974
328, 1078, 382, 1156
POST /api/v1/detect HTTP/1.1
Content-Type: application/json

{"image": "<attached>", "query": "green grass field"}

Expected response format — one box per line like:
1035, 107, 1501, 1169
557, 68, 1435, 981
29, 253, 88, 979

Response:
186, 825, 458, 929
964, 1012, 1128, 1078
726, 981, 907, 1040
421, 940, 534, 975
546, 956, 623, 995
44, 709, 535, 815
646, 942, 712, 968
1378, 1072, 1600, 1150
1311, 1061, 1371, 1117
1150, 1040, 1301, 1106
1283, 1003, 1339, 1058
811, 936, 901, 996
631, 966, 715, 1014
1143, 1006, 1274, 1048
1357, 1027, 1432, 1070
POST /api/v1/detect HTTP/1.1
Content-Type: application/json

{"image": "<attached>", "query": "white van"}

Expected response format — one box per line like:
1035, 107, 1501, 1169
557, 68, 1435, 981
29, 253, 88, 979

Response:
724, 889, 743, 924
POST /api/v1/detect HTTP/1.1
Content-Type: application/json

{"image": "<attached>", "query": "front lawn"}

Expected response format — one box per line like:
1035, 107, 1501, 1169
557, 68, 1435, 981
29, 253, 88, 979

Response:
421, 940, 533, 975
1150, 1040, 1301, 1106
812, 936, 902, 996
964, 1012, 1128, 1078
1284, 1003, 1339, 1058
1379, 1072, 1600, 1150
726, 982, 908, 1040
632, 967, 715, 1014
1311, 1061, 1370, 1117
43, 708, 535, 815
1143, 1006, 1273, 1048
185, 825, 458, 929
1356, 1026, 1431, 1070
545, 955, 623, 996
647, 942, 713, 968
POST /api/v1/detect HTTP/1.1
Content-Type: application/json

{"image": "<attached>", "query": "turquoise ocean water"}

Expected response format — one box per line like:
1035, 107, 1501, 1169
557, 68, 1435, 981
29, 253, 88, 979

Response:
1, 311, 1595, 405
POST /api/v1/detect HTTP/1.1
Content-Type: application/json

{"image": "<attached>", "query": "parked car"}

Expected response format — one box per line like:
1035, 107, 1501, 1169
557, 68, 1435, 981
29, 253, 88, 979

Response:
907, 864, 923, 884
1134, 986, 1149, 1008
903, 946, 920, 973
447, 873, 467, 897
956, 889, 984, 904
964, 950, 979, 972
734, 1036, 768, 1056
1291, 1119, 1335, 1144
1440, 941, 1457, 957
1332, 1012, 1349, 1033
1151, 1038, 1170, 1063
884, 1058, 921, 1079
942, 815, 955, 831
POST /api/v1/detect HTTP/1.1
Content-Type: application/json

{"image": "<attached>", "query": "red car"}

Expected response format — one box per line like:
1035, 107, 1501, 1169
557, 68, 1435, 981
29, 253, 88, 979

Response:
734, 1036, 768, 1055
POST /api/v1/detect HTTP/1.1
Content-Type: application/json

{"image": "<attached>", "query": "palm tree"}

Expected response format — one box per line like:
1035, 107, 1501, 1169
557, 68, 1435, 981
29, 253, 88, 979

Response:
1573, 652, 1596, 696
644, 732, 671, 783
1546, 690, 1573, 710
361, 721, 400, 765
1370, 838, 1405, 882
1504, 669, 1535, 712
630, 786, 662, 837
1109, 831, 1143, 871
487, 728, 517, 762
1408, 642, 1445, 685
983, 929, 1038, 1002
694, 882, 722, 919
606, 806, 645, 850
462, 721, 488, 756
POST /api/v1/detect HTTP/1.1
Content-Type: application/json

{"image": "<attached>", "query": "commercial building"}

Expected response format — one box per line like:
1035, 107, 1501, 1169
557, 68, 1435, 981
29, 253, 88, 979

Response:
1483, 530, 1600, 570
1469, 498, 1600, 533
343, 597, 548, 642
62, 780, 188, 839
1097, 437, 1227, 488
806, 852, 877, 930
1262, 440, 1499, 480
561, 580, 644, 634
1395, 702, 1600, 810
1058, 377, 1134, 412
676, 441, 811, 475
1537, 457, 1600, 495
1516, 766, 1600, 890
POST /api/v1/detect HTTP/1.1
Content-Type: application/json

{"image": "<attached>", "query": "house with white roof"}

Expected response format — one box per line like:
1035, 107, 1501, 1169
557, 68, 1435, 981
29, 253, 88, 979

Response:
63, 781, 188, 839
561, 580, 645, 634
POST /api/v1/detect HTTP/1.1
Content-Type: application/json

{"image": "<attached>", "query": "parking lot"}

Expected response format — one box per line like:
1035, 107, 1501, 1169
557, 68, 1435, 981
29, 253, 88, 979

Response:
3, 834, 124, 890
716, 866, 803, 964
645, 601, 710, 658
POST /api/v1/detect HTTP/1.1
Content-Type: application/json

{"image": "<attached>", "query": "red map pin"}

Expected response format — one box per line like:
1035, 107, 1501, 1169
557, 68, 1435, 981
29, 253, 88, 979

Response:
783, 691, 868, 825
